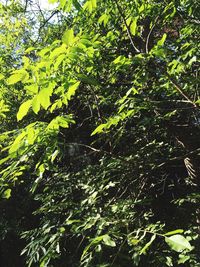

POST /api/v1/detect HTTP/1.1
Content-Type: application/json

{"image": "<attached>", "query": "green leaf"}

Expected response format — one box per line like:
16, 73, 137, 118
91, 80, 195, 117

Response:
38, 89, 51, 110
25, 47, 35, 53
83, 0, 96, 12
164, 229, 184, 236
113, 55, 125, 64
126, 17, 132, 26
91, 0, 97, 9
130, 17, 138, 36
2, 189, 11, 199
27, 127, 36, 145
0, 73, 4, 80
195, 98, 200, 104
57, 116, 71, 128
62, 29, 74, 46
32, 95, 40, 114
157, 33, 167, 46
50, 44, 66, 59
7, 73, 23, 85
72, 0, 82, 10
153, 47, 166, 58
38, 84, 54, 110
77, 74, 99, 85
7, 70, 29, 85
91, 123, 106, 136
54, 54, 66, 70
25, 84, 38, 94
178, 255, 190, 264
47, 115, 74, 130
130, 238, 140, 245
139, 4, 145, 13
139, 234, 156, 255
47, 118, 60, 130
51, 150, 59, 163
81, 235, 104, 260
9, 131, 26, 154
188, 56, 196, 66
60, 0, 67, 9
166, 256, 173, 267
17, 99, 32, 121
67, 81, 80, 100
48, 0, 57, 3
102, 235, 116, 247
98, 14, 109, 26
165, 235, 192, 252
59, 227, 65, 233
0, 156, 10, 165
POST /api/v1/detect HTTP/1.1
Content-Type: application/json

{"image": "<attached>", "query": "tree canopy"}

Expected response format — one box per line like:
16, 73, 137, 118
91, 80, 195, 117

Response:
0, 0, 200, 266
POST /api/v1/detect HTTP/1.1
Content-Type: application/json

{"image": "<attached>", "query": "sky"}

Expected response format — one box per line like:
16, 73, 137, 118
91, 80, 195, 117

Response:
38, 0, 58, 10
0, 0, 58, 9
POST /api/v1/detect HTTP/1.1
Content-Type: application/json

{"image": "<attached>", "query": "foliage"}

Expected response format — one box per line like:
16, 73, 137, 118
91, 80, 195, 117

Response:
0, 0, 200, 266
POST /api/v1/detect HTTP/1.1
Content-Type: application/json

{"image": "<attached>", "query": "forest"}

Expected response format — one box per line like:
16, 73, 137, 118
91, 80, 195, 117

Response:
0, 0, 200, 266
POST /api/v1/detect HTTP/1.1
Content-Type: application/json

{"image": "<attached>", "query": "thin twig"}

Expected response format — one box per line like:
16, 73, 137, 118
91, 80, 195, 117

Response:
24, 0, 28, 12
156, 147, 200, 168
33, 10, 59, 45
65, 142, 132, 164
36, 0, 46, 22
145, 16, 159, 53
89, 86, 103, 123
167, 74, 198, 108
111, 238, 127, 266
67, 142, 102, 153
114, 0, 140, 53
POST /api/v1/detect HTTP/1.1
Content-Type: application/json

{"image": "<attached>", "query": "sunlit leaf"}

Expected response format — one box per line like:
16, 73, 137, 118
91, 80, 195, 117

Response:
2, 189, 11, 199
157, 33, 167, 46
178, 255, 190, 264
77, 74, 99, 85
67, 81, 80, 100
164, 229, 184, 236
60, 0, 67, 9
9, 131, 26, 154
62, 29, 74, 46
165, 235, 193, 252
102, 235, 116, 247
48, 0, 57, 3
140, 234, 156, 254
17, 99, 32, 121
50, 44, 66, 59
130, 17, 138, 36
91, 123, 106, 135
25, 84, 38, 94
32, 95, 40, 114
7, 72, 25, 85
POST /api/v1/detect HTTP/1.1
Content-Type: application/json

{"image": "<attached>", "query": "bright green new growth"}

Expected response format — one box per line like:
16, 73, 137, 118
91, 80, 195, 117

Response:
0, 0, 199, 266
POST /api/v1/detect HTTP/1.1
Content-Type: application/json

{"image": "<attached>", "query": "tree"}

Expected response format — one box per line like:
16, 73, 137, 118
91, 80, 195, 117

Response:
0, 0, 199, 266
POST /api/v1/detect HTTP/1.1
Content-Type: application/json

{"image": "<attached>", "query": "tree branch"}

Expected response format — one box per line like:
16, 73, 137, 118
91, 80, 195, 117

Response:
156, 147, 200, 168
33, 10, 59, 45
145, 16, 159, 53
24, 0, 28, 12
114, 0, 140, 53
167, 74, 198, 108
